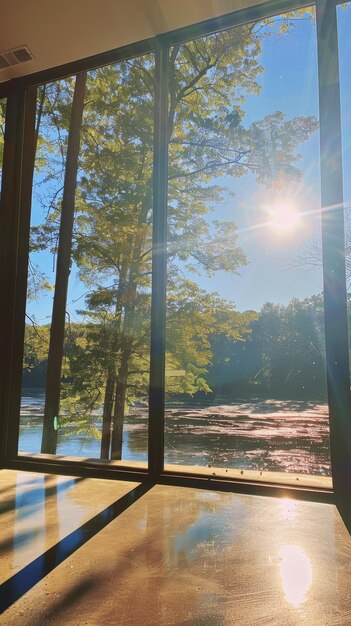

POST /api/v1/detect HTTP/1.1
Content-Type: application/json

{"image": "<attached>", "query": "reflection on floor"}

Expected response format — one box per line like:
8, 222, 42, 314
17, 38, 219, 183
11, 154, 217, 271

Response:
1, 470, 351, 625
0, 470, 138, 586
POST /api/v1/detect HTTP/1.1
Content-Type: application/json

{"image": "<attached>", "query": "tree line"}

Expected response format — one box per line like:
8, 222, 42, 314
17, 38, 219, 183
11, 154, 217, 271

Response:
23, 292, 330, 407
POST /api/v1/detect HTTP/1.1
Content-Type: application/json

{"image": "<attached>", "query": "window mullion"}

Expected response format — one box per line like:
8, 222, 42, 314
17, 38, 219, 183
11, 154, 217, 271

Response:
0, 87, 37, 462
149, 39, 169, 480
316, 0, 351, 527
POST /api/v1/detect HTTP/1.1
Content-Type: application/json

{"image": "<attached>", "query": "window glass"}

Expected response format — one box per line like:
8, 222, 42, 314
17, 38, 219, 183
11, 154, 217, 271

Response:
165, 8, 331, 486
19, 55, 154, 467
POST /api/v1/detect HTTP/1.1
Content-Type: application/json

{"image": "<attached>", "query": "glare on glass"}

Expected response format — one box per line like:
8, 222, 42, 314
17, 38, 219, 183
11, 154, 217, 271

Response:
165, 6, 330, 483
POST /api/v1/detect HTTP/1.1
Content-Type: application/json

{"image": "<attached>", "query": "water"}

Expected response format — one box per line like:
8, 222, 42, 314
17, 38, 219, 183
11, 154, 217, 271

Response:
19, 390, 331, 476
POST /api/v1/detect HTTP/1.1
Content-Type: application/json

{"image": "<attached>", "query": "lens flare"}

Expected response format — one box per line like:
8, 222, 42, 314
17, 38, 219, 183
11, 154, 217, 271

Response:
270, 203, 300, 232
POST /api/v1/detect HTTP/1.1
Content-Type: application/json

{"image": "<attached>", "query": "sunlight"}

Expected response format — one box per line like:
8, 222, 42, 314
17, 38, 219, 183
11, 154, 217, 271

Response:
279, 544, 313, 608
270, 202, 300, 233
279, 498, 297, 521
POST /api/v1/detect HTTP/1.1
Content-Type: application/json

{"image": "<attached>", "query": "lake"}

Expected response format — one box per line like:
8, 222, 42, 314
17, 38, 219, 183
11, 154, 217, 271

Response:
19, 390, 331, 476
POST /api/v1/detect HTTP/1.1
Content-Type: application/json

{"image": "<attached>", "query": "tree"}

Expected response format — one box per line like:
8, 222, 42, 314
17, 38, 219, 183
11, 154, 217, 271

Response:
41, 72, 87, 454
23, 322, 50, 381
207, 296, 327, 400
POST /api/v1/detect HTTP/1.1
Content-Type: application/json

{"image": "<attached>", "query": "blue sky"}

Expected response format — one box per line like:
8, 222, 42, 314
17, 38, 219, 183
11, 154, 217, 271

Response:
187, 10, 324, 312
26, 6, 351, 322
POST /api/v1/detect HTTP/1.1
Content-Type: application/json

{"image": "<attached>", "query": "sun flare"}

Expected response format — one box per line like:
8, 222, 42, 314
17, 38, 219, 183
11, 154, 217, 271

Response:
270, 203, 300, 233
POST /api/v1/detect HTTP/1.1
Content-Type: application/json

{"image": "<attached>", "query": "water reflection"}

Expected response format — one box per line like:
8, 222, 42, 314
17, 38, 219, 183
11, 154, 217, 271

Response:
12, 476, 84, 566
279, 544, 312, 608
171, 492, 245, 568
19, 394, 331, 475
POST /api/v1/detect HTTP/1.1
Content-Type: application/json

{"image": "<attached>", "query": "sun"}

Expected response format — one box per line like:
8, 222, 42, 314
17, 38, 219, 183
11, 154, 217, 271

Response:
270, 203, 300, 233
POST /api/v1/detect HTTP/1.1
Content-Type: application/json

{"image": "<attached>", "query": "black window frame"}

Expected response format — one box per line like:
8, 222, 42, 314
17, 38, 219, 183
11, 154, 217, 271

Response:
0, 0, 350, 527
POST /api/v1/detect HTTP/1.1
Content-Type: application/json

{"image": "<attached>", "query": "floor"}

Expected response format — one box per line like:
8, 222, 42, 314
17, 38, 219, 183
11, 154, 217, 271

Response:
0, 469, 351, 625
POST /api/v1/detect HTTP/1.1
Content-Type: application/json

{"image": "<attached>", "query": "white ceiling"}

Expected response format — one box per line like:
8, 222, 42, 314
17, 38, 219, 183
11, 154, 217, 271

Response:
0, 0, 265, 82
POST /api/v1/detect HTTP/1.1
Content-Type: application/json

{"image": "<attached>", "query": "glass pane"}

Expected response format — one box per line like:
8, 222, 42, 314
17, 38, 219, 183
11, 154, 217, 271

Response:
165, 8, 331, 486
19, 55, 154, 466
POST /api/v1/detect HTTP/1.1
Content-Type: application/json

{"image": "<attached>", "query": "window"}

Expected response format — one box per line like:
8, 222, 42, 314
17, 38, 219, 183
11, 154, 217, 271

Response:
165, 7, 331, 487
1, 1, 350, 514
19, 54, 154, 468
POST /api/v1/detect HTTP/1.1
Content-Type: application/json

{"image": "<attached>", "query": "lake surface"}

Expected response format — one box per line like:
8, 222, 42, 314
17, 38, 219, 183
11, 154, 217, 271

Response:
19, 391, 331, 476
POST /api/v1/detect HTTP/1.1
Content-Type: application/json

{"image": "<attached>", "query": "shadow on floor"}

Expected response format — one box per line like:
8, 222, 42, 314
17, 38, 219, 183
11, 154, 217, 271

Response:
0, 481, 152, 614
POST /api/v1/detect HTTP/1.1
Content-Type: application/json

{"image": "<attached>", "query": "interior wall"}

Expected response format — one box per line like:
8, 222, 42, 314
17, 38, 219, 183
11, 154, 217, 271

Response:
0, 0, 266, 81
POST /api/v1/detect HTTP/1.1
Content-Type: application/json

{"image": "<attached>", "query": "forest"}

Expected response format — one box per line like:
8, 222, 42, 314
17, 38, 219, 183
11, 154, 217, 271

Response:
23, 293, 329, 403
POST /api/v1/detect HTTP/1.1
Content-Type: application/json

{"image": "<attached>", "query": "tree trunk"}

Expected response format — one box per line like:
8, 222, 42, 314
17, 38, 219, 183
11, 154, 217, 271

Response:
99, 265, 127, 459
109, 194, 151, 460
100, 372, 115, 458
41, 72, 87, 454
111, 348, 131, 460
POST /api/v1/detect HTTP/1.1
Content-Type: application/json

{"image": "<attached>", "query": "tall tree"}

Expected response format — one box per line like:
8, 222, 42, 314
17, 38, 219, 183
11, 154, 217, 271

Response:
41, 72, 87, 454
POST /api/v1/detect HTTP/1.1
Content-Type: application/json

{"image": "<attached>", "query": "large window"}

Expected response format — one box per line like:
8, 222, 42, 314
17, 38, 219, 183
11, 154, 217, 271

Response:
1, 1, 350, 503
19, 55, 154, 467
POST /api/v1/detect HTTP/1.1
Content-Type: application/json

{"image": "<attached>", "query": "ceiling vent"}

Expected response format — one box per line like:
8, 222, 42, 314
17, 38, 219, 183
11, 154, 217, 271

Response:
0, 45, 34, 70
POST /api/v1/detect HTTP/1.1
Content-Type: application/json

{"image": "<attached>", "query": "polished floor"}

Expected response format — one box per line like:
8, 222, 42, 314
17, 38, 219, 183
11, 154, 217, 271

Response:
0, 470, 351, 625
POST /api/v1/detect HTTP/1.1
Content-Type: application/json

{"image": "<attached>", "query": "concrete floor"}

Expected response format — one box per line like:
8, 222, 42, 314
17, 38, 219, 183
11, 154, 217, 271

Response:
0, 470, 351, 625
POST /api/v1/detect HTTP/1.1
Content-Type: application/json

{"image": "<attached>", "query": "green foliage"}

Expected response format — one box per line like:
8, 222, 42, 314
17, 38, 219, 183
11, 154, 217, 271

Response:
166, 278, 257, 396
208, 295, 327, 400
23, 322, 50, 373
24, 294, 328, 408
